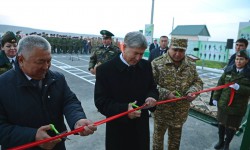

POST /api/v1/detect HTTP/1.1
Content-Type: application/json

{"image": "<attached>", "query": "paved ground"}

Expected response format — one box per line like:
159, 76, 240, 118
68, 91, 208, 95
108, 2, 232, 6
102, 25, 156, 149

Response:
49, 54, 242, 150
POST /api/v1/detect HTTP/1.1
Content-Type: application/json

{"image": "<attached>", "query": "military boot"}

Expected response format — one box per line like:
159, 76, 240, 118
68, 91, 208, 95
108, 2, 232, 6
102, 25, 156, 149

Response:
223, 128, 236, 150
214, 125, 225, 149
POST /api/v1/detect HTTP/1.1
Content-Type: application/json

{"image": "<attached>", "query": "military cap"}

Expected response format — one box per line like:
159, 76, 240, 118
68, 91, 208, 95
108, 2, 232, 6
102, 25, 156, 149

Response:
16, 30, 21, 34
1, 31, 17, 46
170, 38, 188, 50
236, 50, 249, 59
100, 30, 114, 38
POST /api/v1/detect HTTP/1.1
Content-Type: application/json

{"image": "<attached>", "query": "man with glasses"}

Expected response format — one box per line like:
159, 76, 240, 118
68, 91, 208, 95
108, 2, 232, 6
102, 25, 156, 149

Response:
151, 38, 203, 150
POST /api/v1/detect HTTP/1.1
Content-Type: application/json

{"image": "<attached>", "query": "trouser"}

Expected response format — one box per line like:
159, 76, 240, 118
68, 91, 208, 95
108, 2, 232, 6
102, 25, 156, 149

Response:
153, 121, 182, 150
214, 124, 225, 149
224, 128, 236, 150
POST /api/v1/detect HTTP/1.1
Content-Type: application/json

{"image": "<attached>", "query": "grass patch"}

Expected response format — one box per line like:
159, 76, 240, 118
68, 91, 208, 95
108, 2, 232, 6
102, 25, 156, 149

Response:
196, 60, 227, 69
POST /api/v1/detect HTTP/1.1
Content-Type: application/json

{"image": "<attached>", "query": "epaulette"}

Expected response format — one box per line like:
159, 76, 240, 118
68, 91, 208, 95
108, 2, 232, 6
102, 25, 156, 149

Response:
154, 55, 164, 61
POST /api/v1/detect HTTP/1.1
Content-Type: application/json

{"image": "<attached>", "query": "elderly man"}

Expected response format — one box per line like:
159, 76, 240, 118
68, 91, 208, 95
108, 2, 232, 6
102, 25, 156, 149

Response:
0, 35, 97, 150
94, 31, 159, 150
151, 38, 203, 150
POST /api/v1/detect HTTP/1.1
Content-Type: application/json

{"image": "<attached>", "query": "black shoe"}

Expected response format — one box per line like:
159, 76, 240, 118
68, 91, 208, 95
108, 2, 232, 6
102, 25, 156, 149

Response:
223, 144, 229, 150
214, 140, 224, 149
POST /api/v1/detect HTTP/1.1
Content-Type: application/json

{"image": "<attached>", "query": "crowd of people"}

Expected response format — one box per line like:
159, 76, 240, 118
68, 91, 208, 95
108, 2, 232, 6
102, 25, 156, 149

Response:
0, 29, 249, 150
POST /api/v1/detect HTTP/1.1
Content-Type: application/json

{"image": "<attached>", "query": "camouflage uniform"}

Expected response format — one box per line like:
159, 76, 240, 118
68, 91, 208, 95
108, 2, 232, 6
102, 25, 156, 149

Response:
88, 44, 120, 70
151, 41, 203, 150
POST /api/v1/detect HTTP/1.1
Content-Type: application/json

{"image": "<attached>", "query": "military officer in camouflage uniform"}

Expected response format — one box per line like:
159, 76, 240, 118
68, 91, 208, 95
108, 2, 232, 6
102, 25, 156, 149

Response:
151, 38, 203, 150
0, 31, 18, 75
88, 30, 120, 75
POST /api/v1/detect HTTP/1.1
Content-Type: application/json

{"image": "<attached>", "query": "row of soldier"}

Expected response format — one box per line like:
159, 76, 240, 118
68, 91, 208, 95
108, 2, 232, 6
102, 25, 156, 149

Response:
2, 31, 121, 55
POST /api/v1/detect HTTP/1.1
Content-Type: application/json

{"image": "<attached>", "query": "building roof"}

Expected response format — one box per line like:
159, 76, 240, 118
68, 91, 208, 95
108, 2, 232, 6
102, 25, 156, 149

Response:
171, 25, 210, 37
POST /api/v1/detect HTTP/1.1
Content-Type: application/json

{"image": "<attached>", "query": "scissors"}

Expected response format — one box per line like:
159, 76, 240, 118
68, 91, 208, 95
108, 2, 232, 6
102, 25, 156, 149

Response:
129, 102, 142, 112
50, 124, 70, 140
175, 91, 182, 98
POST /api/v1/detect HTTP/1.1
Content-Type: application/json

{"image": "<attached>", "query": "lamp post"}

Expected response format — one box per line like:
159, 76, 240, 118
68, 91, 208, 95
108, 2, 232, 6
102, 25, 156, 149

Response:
150, 0, 155, 44
150, 0, 154, 25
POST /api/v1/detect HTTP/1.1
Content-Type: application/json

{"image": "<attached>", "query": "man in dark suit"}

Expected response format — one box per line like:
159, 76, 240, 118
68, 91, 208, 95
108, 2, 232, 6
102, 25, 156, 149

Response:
94, 31, 159, 150
149, 39, 159, 52
148, 36, 169, 62
0, 35, 97, 150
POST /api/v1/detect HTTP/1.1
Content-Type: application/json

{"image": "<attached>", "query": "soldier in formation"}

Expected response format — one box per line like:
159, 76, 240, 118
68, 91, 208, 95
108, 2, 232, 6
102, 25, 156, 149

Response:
2, 31, 100, 55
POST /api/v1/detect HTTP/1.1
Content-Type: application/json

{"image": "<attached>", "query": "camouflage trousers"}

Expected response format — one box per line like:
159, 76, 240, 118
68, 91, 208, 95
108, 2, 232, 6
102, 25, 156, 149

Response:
153, 104, 187, 150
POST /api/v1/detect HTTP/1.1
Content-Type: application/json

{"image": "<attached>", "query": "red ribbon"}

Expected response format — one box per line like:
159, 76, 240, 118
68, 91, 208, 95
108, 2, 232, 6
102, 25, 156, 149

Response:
8, 82, 234, 150
228, 88, 235, 106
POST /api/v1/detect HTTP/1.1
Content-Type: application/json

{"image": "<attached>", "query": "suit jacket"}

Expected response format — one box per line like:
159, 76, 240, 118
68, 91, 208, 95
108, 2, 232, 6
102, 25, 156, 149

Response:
148, 47, 168, 62
94, 55, 158, 150
149, 43, 158, 52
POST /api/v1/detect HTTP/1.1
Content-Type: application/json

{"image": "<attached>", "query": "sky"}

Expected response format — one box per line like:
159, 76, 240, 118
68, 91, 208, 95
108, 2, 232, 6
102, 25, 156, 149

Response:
0, 0, 249, 41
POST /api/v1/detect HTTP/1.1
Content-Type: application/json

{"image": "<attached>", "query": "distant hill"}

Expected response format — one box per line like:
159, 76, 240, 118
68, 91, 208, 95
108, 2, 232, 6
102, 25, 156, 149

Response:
0, 24, 98, 37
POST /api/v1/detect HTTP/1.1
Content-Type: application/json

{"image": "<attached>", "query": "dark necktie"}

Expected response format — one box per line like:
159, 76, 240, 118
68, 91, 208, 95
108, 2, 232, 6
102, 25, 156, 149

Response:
160, 49, 165, 55
31, 79, 42, 89
10, 59, 15, 68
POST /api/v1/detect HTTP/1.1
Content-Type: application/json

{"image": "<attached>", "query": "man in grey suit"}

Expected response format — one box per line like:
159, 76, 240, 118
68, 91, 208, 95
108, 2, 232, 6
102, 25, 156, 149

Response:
148, 36, 169, 62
